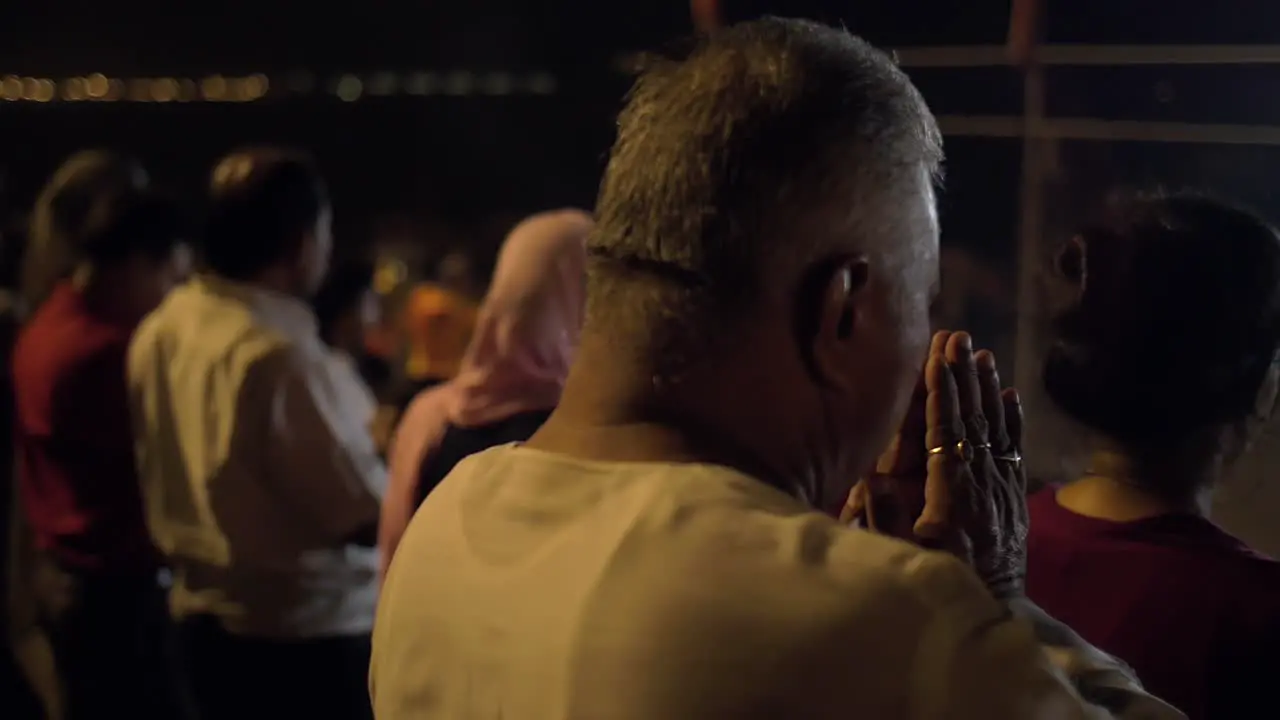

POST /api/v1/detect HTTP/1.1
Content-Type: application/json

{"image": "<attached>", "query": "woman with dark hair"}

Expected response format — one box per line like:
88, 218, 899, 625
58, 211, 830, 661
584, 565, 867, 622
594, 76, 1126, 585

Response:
1025, 191, 1280, 720
13, 159, 194, 718
22, 150, 148, 312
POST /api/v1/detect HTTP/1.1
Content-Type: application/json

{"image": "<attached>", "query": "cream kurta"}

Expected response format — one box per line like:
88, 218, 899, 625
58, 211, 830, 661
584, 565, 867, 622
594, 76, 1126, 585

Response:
372, 446, 1180, 719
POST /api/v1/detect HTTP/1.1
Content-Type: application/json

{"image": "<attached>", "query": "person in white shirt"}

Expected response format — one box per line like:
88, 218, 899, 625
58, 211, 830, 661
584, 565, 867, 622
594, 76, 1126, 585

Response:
372, 19, 1183, 719
312, 259, 386, 449
129, 148, 384, 720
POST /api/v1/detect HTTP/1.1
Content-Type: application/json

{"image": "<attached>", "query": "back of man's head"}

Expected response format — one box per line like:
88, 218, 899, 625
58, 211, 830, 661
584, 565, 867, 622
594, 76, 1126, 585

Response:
204, 147, 329, 281
588, 17, 941, 361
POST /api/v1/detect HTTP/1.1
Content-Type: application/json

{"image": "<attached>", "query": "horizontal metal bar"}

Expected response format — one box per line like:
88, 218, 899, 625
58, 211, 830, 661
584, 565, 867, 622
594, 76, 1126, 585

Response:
895, 44, 1280, 68
937, 115, 1280, 146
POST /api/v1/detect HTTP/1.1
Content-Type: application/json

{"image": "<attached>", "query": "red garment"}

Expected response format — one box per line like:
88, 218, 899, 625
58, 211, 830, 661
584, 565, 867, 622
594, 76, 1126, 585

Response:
1026, 487, 1280, 719
13, 283, 158, 572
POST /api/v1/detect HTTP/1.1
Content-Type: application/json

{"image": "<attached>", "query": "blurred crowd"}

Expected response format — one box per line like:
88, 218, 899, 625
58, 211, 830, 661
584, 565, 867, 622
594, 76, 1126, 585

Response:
4, 14, 1280, 720
0, 145, 590, 719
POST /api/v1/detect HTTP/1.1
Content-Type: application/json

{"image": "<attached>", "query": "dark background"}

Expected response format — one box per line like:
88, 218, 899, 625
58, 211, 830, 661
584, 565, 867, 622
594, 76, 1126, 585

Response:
3, 1, 1280, 269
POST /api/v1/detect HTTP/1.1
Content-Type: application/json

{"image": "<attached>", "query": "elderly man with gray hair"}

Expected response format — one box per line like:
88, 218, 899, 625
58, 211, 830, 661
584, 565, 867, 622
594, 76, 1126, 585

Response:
372, 18, 1182, 719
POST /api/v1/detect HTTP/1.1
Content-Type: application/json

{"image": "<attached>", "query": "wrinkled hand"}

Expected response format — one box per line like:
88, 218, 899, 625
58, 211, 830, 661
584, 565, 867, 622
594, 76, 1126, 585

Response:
842, 331, 1029, 599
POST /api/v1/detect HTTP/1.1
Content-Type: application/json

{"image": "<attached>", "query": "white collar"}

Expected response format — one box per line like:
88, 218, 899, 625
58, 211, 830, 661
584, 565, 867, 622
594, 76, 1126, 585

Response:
195, 274, 319, 345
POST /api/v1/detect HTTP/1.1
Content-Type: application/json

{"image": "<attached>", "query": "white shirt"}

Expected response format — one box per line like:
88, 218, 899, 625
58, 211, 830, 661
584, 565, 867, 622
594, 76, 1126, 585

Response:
372, 446, 1182, 720
327, 349, 378, 432
129, 276, 386, 638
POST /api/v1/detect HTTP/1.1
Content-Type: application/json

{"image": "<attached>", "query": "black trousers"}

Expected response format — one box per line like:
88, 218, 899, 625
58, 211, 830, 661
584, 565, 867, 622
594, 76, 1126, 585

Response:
34, 557, 196, 719
179, 615, 374, 720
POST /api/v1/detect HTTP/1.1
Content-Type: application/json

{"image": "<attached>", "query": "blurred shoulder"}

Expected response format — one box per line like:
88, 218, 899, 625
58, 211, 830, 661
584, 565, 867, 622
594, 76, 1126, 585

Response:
636, 497, 1007, 716
505, 209, 594, 250
821, 521, 1006, 628
642, 471, 1000, 643
520, 208, 593, 231
397, 384, 456, 433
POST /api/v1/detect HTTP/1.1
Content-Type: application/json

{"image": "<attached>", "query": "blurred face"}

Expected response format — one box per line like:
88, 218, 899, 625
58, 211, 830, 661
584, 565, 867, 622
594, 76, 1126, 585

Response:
298, 207, 334, 296
808, 165, 940, 507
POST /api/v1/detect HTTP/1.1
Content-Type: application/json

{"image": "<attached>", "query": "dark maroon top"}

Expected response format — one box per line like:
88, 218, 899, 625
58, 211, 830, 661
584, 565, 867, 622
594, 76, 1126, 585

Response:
1027, 487, 1280, 719
13, 283, 158, 573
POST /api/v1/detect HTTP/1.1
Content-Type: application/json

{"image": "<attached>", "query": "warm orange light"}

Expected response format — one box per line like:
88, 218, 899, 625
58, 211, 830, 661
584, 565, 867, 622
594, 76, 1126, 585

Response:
33, 79, 55, 102
129, 79, 152, 102
61, 77, 86, 101
104, 79, 125, 101
201, 75, 227, 101
373, 260, 408, 295
85, 73, 109, 98
151, 78, 179, 102
241, 74, 268, 100
0, 75, 21, 100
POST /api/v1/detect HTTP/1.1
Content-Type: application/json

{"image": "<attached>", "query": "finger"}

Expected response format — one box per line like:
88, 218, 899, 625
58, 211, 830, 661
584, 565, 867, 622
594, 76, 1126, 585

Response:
1001, 387, 1023, 450
840, 481, 868, 524
883, 330, 950, 475
945, 332, 989, 447
877, 379, 926, 475
930, 330, 952, 358
976, 350, 1011, 452
916, 352, 965, 538
1002, 387, 1028, 497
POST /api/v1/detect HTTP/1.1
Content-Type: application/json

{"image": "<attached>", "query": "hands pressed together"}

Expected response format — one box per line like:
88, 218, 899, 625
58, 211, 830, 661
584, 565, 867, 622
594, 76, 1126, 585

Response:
842, 331, 1030, 600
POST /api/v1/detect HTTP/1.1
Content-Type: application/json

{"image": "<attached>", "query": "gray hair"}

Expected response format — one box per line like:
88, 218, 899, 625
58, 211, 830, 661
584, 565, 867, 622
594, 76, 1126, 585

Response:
587, 18, 942, 367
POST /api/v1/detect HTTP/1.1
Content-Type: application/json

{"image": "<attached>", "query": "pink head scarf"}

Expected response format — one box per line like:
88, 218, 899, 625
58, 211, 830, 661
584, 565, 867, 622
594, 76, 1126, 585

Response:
445, 208, 591, 426
379, 208, 591, 578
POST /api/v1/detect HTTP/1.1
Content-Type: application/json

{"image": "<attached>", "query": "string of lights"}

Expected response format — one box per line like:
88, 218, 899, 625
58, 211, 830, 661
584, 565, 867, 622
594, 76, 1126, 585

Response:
0, 71, 559, 104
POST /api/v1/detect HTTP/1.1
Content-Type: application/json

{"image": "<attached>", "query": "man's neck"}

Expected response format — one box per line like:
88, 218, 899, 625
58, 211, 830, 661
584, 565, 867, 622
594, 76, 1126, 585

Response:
528, 341, 805, 499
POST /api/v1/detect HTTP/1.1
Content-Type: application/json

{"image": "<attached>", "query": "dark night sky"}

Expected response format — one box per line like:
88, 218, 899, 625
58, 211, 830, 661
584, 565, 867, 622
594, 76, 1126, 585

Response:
4, 1, 1280, 265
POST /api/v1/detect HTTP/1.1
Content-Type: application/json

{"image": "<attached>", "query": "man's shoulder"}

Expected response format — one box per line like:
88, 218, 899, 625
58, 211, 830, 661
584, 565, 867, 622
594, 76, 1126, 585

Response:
481, 453, 996, 629
131, 285, 301, 376
805, 517, 1004, 628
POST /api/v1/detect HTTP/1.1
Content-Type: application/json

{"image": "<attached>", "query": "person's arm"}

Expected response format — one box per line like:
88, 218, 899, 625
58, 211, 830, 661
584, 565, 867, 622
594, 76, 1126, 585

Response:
256, 348, 385, 548
905, 553, 1184, 720
378, 389, 450, 581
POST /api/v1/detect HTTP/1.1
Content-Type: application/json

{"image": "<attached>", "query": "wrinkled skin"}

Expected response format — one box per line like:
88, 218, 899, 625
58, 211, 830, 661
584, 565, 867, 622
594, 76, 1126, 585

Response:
843, 330, 1030, 599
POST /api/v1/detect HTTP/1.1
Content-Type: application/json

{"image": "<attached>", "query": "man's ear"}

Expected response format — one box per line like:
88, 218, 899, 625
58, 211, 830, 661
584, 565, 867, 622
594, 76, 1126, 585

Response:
806, 256, 869, 390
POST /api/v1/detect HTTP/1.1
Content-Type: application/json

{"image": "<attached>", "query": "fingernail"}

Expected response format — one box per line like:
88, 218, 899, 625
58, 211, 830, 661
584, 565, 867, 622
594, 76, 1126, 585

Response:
977, 351, 996, 370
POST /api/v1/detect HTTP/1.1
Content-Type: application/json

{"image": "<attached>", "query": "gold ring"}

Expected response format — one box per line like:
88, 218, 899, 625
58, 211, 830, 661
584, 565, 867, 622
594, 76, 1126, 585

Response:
927, 439, 974, 462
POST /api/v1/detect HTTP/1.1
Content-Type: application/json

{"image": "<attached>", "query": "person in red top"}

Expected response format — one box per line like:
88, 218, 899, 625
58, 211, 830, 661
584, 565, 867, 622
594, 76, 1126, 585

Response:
1026, 191, 1280, 720
13, 154, 193, 718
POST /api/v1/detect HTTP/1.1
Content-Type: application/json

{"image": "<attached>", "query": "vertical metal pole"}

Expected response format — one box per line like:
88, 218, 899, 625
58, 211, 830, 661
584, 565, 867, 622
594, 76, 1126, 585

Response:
1013, 64, 1047, 415
1010, 1, 1055, 479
